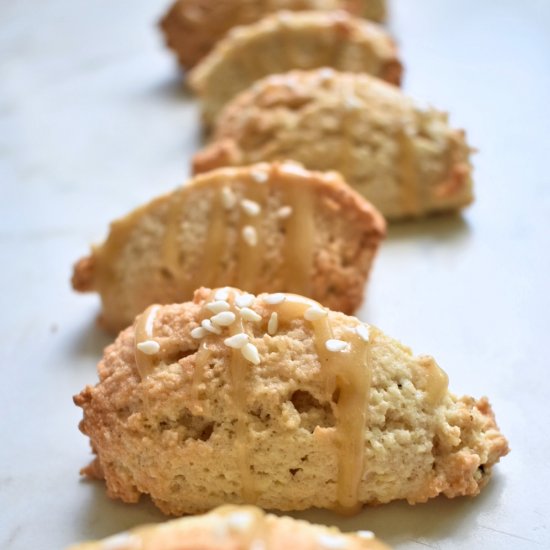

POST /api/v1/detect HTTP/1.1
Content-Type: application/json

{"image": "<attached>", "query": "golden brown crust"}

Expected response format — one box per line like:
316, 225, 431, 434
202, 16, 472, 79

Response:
188, 10, 402, 126
74, 288, 508, 516
193, 69, 474, 220
72, 162, 385, 332
68, 505, 391, 550
71, 256, 95, 292
160, 0, 388, 71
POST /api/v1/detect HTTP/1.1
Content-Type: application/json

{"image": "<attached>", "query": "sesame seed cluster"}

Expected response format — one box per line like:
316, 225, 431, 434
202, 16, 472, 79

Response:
183, 288, 371, 366
220, 175, 294, 250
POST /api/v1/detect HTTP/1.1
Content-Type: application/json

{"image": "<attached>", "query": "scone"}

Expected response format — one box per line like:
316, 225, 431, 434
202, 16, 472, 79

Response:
193, 69, 474, 220
161, 0, 388, 71
71, 162, 385, 333
189, 11, 402, 126
74, 287, 509, 516
68, 505, 390, 549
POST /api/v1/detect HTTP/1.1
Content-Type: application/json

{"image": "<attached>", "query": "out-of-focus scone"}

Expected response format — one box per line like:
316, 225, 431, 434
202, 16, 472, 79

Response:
74, 287, 509, 516
193, 69, 474, 220
68, 505, 390, 550
161, 0, 388, 71
189, 11, 402, 126
71, 162, 385, 333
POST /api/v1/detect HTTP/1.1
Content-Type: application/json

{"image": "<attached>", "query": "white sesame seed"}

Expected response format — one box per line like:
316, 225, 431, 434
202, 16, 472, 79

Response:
242, 225, 258, 246
211, 311, 236, 327
267, 312, 278, 335
240, 307, 262, 322
144, 305, 160, 338
240, 198, 261, 216
264, 293, 286, 305
211, 521, 228, 540
279, 163, 309, 177
227, 511, 255, 532
191, 326, 207, 339
357, 530, 375, 540
241, 343, 261, 365
304, 305, 327, 321
249, 540, 267, 550
214, 288, 230, 301
325, 339, 350, 352
317, 533, 349, 549
224, 333, 249, 349
101, 533, 141, 550
355, 324, 370, 342
221, 186, 236, 209
136, 340, 160, 355
235, 293, 255, 308
318, 67, 334, 81
201, 319, 222, 335
344, 94, 361, 109
276, 205, 293, 219
206, 300, 230, 314
251, 169, 268, 183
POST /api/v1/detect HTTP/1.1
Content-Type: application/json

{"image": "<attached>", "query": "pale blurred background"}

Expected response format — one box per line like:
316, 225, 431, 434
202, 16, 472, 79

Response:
0, 1, 549, 548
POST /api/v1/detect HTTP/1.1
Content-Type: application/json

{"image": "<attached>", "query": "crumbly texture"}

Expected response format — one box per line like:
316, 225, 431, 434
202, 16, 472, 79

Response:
160, 0, 387, 71
194, 69, 474, 220
68, 505, 390, 550
74, 289, 509, 516
188, 11, 402, 126
72, 162, 385, 333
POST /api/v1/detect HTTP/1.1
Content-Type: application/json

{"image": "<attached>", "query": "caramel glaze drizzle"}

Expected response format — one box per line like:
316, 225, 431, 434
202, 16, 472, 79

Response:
282, 180, 315, 297
338, 76, 355, 202
237, 178, 268, 292
397, 127, 420, 217
228, 301, 258, 503
162, 187, 228, 298
418, 355, 449, 406
271, 295, 371, 514
201, 188, 228, 289
133, 304, 161, 378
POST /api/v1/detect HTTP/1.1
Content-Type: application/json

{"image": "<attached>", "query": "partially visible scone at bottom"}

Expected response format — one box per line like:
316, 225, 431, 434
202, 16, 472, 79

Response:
189, 10, 402, 126
71, 162, 385, 333
193, 69, 474, 220
74, 287, 509, 516
160, 0, 388, 71
68, 505, 390, 550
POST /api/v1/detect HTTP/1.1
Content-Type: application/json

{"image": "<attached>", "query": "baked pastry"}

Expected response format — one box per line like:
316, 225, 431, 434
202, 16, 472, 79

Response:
161, 0, 388, 71
74, 287, 509, 516
188, 11, 402, 126
68, 505, 390, 550
71, 162, 385, 332
193, 69, 474, 220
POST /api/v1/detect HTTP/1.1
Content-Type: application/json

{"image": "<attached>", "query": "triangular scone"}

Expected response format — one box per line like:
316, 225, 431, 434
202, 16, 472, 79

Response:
161, 0, 388, 71
193, 69, 474, 220
71, 162, 385, 333
189, 11, 402, 126
74, 288, 509, 516
68, 505, 390, 550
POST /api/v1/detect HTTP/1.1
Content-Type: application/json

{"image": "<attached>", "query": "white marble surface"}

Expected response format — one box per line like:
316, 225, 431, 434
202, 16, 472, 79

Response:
1, 0, 549, 548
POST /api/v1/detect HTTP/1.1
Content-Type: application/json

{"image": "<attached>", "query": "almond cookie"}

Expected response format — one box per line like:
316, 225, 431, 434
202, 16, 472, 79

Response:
68, 505, 389, 549
72, 162, 385, 332
161, 0, 388, 71
74, 287, 509, 516
193, 69, 474, 219
189, 11, 402, 126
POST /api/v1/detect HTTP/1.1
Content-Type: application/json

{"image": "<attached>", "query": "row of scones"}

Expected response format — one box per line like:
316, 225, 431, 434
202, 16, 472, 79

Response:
68, 1, 504, 548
